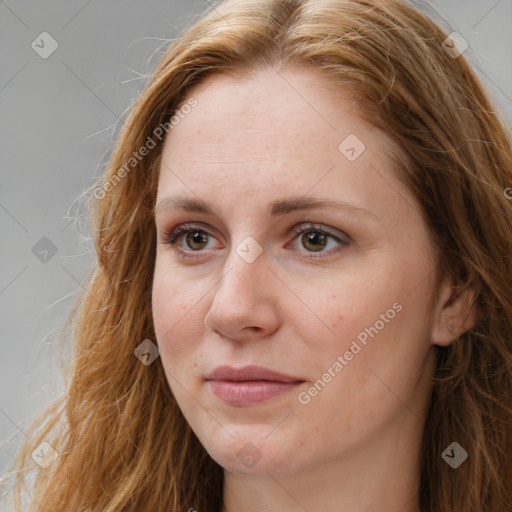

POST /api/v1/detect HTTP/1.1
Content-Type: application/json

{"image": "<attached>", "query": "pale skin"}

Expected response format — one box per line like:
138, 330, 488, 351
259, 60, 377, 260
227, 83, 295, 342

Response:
152, 65, 479, 512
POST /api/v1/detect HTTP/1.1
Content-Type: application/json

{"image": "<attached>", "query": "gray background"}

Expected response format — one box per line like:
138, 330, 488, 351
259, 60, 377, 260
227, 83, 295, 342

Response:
1, 0, 511, 485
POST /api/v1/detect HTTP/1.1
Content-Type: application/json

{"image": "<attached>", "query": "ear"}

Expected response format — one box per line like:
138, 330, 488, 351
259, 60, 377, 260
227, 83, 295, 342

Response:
430, 279, 480, 347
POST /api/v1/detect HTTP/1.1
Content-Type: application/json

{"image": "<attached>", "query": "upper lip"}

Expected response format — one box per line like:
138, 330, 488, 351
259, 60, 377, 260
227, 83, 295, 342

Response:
205, 365, 304, 383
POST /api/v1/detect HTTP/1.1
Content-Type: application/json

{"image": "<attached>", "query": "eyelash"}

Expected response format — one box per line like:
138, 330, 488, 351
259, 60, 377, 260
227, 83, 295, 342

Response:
160, 222, 350, 260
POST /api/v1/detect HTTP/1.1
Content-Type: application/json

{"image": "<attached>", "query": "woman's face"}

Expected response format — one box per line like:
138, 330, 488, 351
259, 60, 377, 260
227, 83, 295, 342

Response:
152, 66, 441, 477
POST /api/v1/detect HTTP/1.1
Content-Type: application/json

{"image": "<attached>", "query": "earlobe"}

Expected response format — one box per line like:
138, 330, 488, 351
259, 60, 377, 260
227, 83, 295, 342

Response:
431, 281, 480, 347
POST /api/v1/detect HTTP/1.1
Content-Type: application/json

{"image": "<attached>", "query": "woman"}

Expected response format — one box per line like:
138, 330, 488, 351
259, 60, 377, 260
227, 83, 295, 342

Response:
6, 0, 512, 510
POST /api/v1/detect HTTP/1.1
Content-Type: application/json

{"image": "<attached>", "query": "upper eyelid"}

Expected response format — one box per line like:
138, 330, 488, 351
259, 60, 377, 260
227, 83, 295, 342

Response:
163, 222, 348, 246
164, 221, 344, 236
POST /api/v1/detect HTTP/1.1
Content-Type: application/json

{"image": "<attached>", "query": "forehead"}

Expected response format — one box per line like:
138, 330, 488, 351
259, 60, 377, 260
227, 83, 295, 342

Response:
157, 66, 413, 227
166, 66, 365, 152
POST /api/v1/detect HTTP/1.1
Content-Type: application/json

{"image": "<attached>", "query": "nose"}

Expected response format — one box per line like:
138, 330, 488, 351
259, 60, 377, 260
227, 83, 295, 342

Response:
203, 242, 281, 341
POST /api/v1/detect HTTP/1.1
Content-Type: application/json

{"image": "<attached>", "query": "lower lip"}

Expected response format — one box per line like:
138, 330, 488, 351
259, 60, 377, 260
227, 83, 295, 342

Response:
207, 380, 303, 405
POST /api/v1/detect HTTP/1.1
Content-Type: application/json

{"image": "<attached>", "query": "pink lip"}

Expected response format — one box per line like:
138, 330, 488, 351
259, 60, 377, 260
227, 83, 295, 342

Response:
205, 365, 305, 405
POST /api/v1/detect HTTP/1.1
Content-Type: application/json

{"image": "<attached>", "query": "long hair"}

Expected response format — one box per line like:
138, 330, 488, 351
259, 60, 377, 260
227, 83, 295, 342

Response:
5, 0, 512, 510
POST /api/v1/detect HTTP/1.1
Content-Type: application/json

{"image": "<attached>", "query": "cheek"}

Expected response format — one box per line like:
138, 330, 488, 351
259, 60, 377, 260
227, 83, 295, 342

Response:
296, 274, 391, 355
298, 303, 432, 446
303, 266, 432, 397
151, 259, 201, 362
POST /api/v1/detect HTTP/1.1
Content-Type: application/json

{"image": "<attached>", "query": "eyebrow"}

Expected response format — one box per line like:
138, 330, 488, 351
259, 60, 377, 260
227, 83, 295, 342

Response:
154, 195, 378, 220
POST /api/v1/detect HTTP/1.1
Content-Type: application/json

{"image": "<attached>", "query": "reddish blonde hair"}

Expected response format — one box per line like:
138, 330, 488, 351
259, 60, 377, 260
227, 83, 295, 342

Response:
5, 0, 512, 510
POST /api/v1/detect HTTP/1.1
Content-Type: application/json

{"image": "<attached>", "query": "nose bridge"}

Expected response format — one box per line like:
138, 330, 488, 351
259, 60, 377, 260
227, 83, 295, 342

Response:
205, 235, 279, 337
218, 235, 267, 304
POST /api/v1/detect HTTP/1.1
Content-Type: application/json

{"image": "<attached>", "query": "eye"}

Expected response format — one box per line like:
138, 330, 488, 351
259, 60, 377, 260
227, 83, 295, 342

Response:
160, 223, 220, 258
160, 222, 350, 260
288, 223, 349, 258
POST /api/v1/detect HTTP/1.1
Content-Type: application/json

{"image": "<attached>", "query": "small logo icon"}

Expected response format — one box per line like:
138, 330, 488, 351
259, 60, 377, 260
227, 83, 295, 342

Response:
31, 441, 59, 468
236, 442, 262, 468
236, 236, 263, 264
442, 32, 468, 59
338, 134, 366, 161
134, 339, 160, 366
441, 441, 468, 468
31, 237, 58, 263
31, 32, 59, 59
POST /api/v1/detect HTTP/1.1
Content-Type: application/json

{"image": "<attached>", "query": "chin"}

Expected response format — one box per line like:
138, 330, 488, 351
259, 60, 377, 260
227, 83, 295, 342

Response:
200, 428, 301, 476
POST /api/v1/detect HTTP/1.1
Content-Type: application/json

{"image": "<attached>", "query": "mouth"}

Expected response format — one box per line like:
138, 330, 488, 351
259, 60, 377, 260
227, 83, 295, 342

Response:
205, 365, 305, 405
